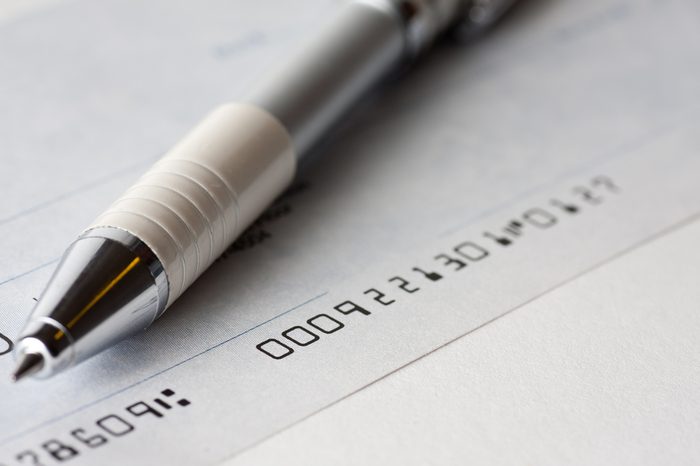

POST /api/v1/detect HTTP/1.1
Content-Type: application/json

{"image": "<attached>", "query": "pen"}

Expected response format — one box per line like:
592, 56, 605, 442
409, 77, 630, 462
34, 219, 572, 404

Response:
12, 0, 517, 381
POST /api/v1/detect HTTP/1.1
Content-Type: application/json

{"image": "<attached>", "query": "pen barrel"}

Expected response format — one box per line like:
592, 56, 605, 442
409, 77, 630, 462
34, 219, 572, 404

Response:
249, 1, 406, 155
248, 0, 484, 156
89, 103, 296, 307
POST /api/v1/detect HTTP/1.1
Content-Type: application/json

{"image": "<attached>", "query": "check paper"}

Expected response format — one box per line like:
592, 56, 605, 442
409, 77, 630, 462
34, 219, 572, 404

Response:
1, 0, 699, 464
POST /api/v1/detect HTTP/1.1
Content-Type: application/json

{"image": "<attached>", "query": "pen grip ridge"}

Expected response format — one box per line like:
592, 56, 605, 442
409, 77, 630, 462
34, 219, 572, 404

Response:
89, 103, 296, 307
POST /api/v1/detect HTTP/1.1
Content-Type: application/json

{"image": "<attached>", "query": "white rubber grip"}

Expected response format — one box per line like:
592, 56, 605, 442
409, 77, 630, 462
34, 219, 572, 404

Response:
88, 103, 296, 307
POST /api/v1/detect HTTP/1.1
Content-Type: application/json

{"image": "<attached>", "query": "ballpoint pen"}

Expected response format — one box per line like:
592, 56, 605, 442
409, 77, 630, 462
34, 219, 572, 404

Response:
12, 0, 517, 381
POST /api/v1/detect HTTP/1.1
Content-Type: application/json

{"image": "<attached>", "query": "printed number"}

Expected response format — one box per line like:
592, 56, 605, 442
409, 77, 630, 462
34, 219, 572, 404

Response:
15, 451, 45, 466
592, 175, 620, 192
0, 332, 12, 356
573, 186, 603, 205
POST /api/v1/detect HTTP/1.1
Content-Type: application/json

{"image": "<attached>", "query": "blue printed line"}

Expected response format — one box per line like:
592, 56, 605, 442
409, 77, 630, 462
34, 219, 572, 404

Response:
0, 160, 151, 227
0, 291, 328, 447
0, 258, 58, 287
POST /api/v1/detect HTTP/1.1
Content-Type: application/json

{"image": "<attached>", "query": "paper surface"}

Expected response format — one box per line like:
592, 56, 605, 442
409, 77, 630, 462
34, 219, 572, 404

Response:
1, 0, 699, 464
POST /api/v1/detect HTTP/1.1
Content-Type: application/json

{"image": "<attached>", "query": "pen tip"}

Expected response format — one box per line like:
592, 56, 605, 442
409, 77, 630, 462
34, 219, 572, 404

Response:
11, 352, 44, 383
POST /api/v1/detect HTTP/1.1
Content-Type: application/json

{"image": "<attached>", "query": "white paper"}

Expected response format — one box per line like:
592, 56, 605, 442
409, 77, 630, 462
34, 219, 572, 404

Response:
1, 0, 699, 464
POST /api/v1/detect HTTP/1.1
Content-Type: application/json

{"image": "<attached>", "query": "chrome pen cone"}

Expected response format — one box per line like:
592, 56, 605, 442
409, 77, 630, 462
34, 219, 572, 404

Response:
11, 352, 45, 383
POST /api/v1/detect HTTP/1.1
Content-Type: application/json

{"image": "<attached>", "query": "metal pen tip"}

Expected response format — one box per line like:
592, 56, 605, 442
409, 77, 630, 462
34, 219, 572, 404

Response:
11, 352, 45, 383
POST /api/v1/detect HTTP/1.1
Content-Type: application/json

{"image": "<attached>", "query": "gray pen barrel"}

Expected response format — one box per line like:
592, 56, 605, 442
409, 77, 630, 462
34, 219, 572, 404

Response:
248, 1, 406, 156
